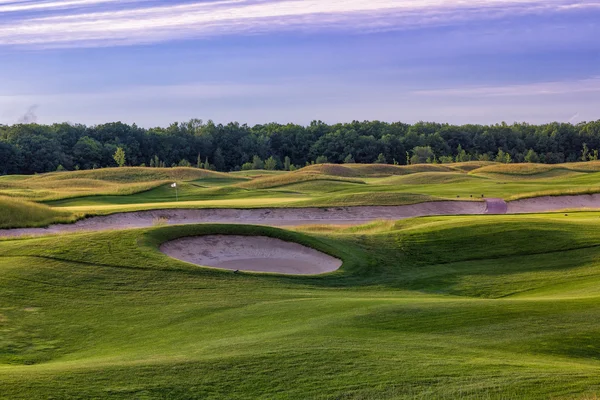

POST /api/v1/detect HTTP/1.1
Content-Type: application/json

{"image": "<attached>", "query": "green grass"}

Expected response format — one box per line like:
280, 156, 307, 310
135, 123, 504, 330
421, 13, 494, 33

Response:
0, 196, 76, 228
0, 167, 243, 202
46, 183, 303, 207
5, 161, 600, 229
3, 216, 600, 398
293, 192, 442, 207
236, 173, 366, 189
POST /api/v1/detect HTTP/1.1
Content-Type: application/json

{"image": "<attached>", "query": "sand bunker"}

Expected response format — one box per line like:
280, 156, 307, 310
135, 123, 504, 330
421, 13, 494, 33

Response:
3, 194, 600, 239
508, 194, 600, 214
485, 198, 508, 214
0, 201, 486, 238
160, 235, 342, 275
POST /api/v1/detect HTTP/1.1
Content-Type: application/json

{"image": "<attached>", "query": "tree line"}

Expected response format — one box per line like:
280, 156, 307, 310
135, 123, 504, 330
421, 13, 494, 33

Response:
1, 119, 600, 174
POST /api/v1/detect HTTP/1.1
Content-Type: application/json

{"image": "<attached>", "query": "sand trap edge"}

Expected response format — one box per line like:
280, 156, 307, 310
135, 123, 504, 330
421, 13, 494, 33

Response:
159, 235, 343, 275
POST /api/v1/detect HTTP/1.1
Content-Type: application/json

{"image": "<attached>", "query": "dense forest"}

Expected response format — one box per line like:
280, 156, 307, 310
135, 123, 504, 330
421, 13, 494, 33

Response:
2, 119, 600, 174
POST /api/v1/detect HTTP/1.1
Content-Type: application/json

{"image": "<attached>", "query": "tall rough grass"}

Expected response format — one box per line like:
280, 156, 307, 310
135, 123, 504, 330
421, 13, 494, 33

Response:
0, 196, 76, 228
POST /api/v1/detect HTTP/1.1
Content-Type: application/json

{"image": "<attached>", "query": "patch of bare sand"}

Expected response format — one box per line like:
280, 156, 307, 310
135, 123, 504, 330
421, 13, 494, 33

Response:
160, 235, 342, 275
508, 194, 600, 213
485, 198, 508, 214
0, 201, 486, 238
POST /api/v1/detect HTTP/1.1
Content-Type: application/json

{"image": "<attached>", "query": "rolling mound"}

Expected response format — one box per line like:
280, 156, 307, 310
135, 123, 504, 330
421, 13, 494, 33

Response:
299, 192, 443, 207
275, 180, 366, 193
160, 235, 342, 275
0, 196, 75, 228
450, 161, 497, 172
560, 160, 600, 172
236, 173, 365, 189
471, 163, 582, 179
35, 167, 231, 183
377, 172, 484, 185
298, 163, 455, 177
0, 168, 242, 202
5, 216, 600, 398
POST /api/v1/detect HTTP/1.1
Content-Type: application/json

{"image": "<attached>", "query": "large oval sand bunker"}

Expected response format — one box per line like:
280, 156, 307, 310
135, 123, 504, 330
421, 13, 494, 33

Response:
160, 235, 342, 275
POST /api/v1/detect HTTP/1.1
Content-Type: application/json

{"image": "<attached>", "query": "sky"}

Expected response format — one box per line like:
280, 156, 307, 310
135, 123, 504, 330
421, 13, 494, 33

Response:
0, 0, 599, 127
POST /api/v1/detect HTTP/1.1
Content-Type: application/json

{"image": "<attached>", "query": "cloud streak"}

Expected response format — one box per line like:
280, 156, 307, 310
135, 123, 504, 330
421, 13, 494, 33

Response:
0, 0, 136, 13
413, 77, 600, 97
1, 0, 598, 48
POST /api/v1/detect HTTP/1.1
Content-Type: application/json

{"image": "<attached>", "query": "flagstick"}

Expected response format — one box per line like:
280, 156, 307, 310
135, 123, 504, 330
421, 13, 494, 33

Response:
172, 182, 179, 202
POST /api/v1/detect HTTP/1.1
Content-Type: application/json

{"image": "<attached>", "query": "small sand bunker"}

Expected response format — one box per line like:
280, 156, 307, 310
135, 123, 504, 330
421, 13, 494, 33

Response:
160, 235, 342, 275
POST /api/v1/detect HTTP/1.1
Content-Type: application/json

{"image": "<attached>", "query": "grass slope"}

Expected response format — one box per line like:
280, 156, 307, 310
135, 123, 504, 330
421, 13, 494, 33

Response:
0, 167, 243, 202
5, 162, 600, 228
0, 196, 76, 228
3, 216, 600, 398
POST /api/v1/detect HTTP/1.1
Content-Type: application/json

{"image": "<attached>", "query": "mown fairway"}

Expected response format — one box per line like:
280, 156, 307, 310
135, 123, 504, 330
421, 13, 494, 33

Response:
2, 215, 600, 399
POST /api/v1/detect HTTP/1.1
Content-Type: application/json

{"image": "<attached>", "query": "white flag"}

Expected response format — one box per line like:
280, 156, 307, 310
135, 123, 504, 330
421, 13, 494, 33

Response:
171, 183, 177, 188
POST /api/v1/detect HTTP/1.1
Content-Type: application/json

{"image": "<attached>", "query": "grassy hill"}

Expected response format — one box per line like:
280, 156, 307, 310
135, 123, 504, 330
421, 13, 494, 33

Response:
0, 196, 76, 229
3, 216, 600, 398
0, 167, 241, 202
3, 162, 600, 224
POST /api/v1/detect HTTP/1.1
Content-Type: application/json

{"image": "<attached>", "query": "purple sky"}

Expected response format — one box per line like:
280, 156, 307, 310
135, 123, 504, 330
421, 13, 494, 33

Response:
1, 0, 599, 126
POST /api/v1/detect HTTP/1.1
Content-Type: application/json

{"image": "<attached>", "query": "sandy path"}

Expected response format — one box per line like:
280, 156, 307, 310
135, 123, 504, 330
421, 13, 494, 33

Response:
3, 194, 600, 239
507, 194, 600, 213
160, 235, 342, 275
485, 198, 508, 214
0, 201, 486, 238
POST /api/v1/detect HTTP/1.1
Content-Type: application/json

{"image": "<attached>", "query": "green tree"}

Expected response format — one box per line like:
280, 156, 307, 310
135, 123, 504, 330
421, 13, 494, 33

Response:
73, 136, 103, 170
113, 147, 126, 167
197, 154, 202, 168
252, 155, 264, 170
455, 145, 470, 162
495, 149, 511, 164
178, 159, 191, 167
410, 146, 434, 165
213, 148, 225, 171
375, 153, 387, 164
344, 154, 355, 164
315, 155, 328, 164
0, 142, 19, 174
283, 156, 291, 171
524, 149, 540, 163
265, 156, 278, 170
582, 143, 590, 161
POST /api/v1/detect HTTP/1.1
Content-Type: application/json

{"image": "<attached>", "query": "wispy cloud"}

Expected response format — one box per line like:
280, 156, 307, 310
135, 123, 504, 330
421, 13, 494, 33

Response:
413, 77, 600, 97
0, 0, 135, 13
1, 0, 598, 48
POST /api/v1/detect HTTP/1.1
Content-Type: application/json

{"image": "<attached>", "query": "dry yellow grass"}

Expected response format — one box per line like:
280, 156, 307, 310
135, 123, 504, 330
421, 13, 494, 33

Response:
376, 172, 483, 185
450, 161, 497, 172
0, 167, 243, 201
471, 163, 562, 176
470, 161, 600, 177
0, 196, 77, 228
298, 163, 459, 177
236, 172, 365, 189
57, 197, 306, 213
294, 220, 396, 234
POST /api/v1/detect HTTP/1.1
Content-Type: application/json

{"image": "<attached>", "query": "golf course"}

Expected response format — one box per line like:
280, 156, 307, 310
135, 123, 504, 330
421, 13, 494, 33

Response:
3, 161, 600, 398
